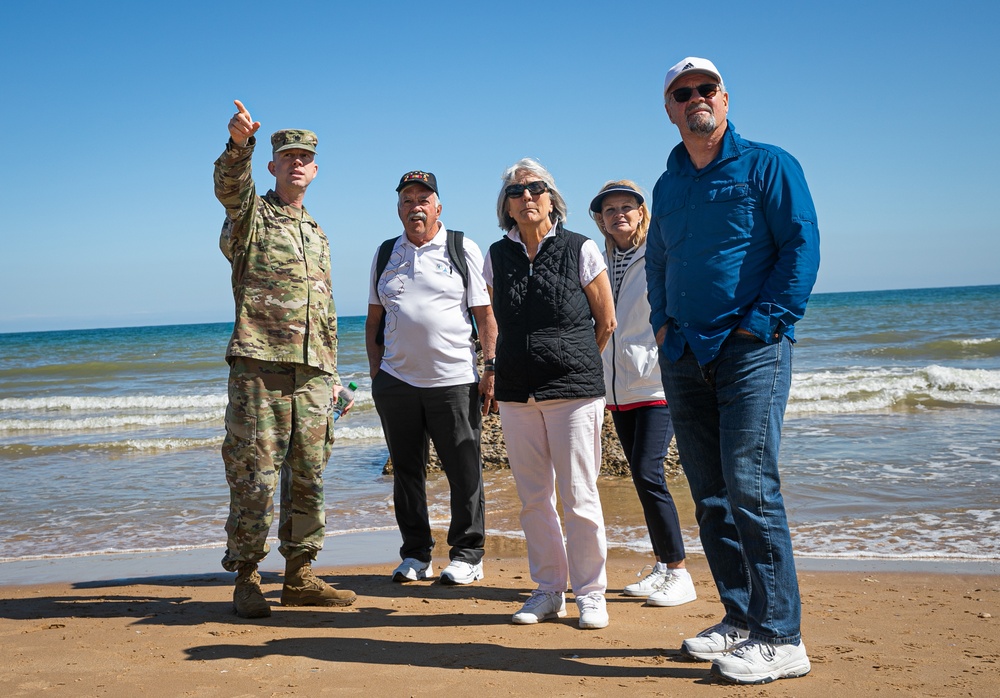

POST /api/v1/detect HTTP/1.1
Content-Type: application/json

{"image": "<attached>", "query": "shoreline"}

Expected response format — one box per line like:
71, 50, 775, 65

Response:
1, 527, 996, 588
1, 547, 996, 696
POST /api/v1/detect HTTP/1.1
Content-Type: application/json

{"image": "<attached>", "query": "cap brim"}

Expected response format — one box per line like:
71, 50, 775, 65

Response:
273, 144, 317, 154
590, 187, 644, 213
396, 181, 437, 194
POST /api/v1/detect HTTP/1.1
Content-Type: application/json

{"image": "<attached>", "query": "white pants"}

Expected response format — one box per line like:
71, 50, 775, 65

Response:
499, 396, 608, 596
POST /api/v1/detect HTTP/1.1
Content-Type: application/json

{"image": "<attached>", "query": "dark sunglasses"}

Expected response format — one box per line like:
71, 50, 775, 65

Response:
505, 181, 548, 198
670, 83, 720, 103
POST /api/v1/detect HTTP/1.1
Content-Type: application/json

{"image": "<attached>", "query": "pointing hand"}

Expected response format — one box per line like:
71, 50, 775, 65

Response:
228, 99, 261, 146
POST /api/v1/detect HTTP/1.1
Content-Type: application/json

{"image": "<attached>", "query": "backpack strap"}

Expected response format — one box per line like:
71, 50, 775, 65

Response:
446, 229, 469, 288
446, 230, 478, 342
373, 237, 399, 346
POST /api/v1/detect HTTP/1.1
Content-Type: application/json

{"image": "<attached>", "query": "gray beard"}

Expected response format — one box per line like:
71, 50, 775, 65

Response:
688, 111, 716, 135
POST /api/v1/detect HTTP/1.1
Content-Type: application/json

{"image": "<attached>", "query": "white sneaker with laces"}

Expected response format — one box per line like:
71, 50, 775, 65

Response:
710, 639, 811, 684
623, 562, 669, 597
646, 569, 697, 607
511, 590, 566, 624
680, 622, 750, 661
391, 558, 433, 583
439, 559, 484, 585
576, 592, 609, 630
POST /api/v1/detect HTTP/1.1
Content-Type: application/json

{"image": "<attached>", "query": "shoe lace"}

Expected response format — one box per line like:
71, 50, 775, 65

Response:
524, 590, 556, 610
633, 564, 654, 579
578, 593, 603, 613
634, 564, 668, 585
657, 573, 682, 591
731, 639, 776, 661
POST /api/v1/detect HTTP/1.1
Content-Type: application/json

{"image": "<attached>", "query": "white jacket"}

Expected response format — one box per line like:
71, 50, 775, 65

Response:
602, 241, 666, 408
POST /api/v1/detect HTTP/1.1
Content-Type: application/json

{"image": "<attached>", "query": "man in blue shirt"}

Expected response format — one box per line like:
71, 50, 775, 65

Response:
646, 57, 820, 685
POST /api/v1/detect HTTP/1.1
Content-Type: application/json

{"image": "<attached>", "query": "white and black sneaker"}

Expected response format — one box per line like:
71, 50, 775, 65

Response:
711, 639, 811, 684
680, 622, 750, 661
391, 558, 433, 583
439, 559, 484, 585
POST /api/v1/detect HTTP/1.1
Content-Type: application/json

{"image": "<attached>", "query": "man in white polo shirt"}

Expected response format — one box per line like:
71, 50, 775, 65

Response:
365, 170, 498, 585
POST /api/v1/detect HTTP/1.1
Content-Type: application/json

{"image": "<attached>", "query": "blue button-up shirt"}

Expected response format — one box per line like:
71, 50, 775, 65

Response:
646, 121, 820, 365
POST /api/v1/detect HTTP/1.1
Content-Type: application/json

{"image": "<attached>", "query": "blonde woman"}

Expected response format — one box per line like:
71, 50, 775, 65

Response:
590, 180, 696, 607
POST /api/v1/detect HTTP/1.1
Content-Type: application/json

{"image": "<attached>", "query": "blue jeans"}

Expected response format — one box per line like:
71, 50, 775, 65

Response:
659, 333, 801, 644
610, 406, 686, 564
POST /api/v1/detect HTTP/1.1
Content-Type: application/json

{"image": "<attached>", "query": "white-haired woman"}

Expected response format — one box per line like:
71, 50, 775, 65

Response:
484, 158, 616, 630
589, 180, 696, 607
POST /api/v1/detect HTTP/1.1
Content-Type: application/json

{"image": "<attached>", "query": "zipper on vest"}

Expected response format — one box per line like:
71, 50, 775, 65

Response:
527, 257, 534, 398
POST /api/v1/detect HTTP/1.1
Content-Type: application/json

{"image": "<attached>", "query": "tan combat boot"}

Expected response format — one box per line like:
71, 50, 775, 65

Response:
233, 563, 271, 618
281, 554, 357, 607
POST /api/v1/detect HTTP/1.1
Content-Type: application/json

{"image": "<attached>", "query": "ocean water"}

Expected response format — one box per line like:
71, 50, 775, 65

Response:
1, 285, 998, 570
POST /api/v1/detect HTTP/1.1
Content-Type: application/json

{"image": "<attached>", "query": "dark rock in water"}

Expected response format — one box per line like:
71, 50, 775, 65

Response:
382, 408, 681, 479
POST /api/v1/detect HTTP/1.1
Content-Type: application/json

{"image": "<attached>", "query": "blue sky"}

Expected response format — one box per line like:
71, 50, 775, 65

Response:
2, 0, 998, 333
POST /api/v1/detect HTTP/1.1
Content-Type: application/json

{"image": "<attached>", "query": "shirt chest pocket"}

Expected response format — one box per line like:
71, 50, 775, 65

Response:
704, 184, 755, 236
260, 232, 303, 275
654, 197, 687, 249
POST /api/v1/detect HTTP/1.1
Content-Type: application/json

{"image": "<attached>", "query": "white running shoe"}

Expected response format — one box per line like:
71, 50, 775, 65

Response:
511, 590, 567, 625
623, 562, 669, 597
576, 592, 609, 630
391, 558, 433, 583
711, 639, 811, 684
440, 559, 484, 585
680, 622, 750, 661
646, 569, 697, 607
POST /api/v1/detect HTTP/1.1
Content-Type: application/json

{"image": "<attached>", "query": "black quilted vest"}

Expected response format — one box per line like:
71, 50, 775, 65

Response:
490, 226, 605, 402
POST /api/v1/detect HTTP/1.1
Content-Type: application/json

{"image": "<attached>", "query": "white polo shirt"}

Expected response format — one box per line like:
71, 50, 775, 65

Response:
369, 223, 490, 388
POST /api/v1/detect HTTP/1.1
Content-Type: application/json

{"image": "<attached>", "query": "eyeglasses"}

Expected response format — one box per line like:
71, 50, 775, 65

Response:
505, 181, 548, 198
670, 83, 720, 103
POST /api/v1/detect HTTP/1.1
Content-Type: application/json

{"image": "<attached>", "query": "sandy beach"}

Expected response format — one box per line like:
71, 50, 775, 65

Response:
2, 535, 997, 697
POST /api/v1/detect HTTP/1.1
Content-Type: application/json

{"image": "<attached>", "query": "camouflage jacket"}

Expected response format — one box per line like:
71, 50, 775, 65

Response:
214, 137, 340, 380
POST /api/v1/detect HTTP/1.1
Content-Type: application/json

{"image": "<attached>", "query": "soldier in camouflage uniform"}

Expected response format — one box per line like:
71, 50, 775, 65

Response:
214, 99, 356, 618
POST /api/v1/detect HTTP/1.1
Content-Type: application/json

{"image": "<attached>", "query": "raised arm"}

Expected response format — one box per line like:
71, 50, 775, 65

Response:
215, 99, 261, 257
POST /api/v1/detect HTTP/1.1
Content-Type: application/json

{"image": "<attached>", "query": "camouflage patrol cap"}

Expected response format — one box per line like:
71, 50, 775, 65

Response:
270, 129, 318, 154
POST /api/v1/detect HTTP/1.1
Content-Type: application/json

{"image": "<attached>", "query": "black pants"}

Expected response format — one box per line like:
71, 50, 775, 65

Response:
372, 371, 485, 564
611, 405, 686, 563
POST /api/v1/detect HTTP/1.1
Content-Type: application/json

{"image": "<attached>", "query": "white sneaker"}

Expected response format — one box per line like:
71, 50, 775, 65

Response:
711, 639, 811, 684
511, 590, 567, 625
576, 592, 609, 630
646, 569, 697, 607
439, 559, 484, 585
680, 622, 750, 661
623, 562, 669, 597
391, 558, 433, 583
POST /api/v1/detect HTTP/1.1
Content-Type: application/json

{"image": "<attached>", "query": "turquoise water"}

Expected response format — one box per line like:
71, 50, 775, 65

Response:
1, 285, 998, 566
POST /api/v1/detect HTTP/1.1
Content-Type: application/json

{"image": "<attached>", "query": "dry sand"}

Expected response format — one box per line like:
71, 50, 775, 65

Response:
2, 540, 997, 697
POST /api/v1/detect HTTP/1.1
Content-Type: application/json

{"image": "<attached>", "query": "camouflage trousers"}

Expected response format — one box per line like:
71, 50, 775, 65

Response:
221, 357, 334, 572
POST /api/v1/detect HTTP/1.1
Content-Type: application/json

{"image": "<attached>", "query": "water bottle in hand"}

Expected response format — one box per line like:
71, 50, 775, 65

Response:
333, 381, 357, 421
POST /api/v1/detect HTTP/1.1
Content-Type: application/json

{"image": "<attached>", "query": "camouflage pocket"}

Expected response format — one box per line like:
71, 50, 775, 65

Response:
223, 402, 258, 473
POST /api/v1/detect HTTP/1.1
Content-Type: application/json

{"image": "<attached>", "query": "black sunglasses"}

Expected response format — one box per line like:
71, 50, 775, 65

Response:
505, 181, 548, 198
670, 83, 720, 103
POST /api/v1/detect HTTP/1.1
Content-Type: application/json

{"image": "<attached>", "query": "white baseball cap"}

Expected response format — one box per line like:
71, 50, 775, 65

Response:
664, 57, 724, 95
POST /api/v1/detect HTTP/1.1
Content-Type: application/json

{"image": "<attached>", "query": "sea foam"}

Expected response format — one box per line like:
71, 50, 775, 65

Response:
789, 364, 1000, 414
